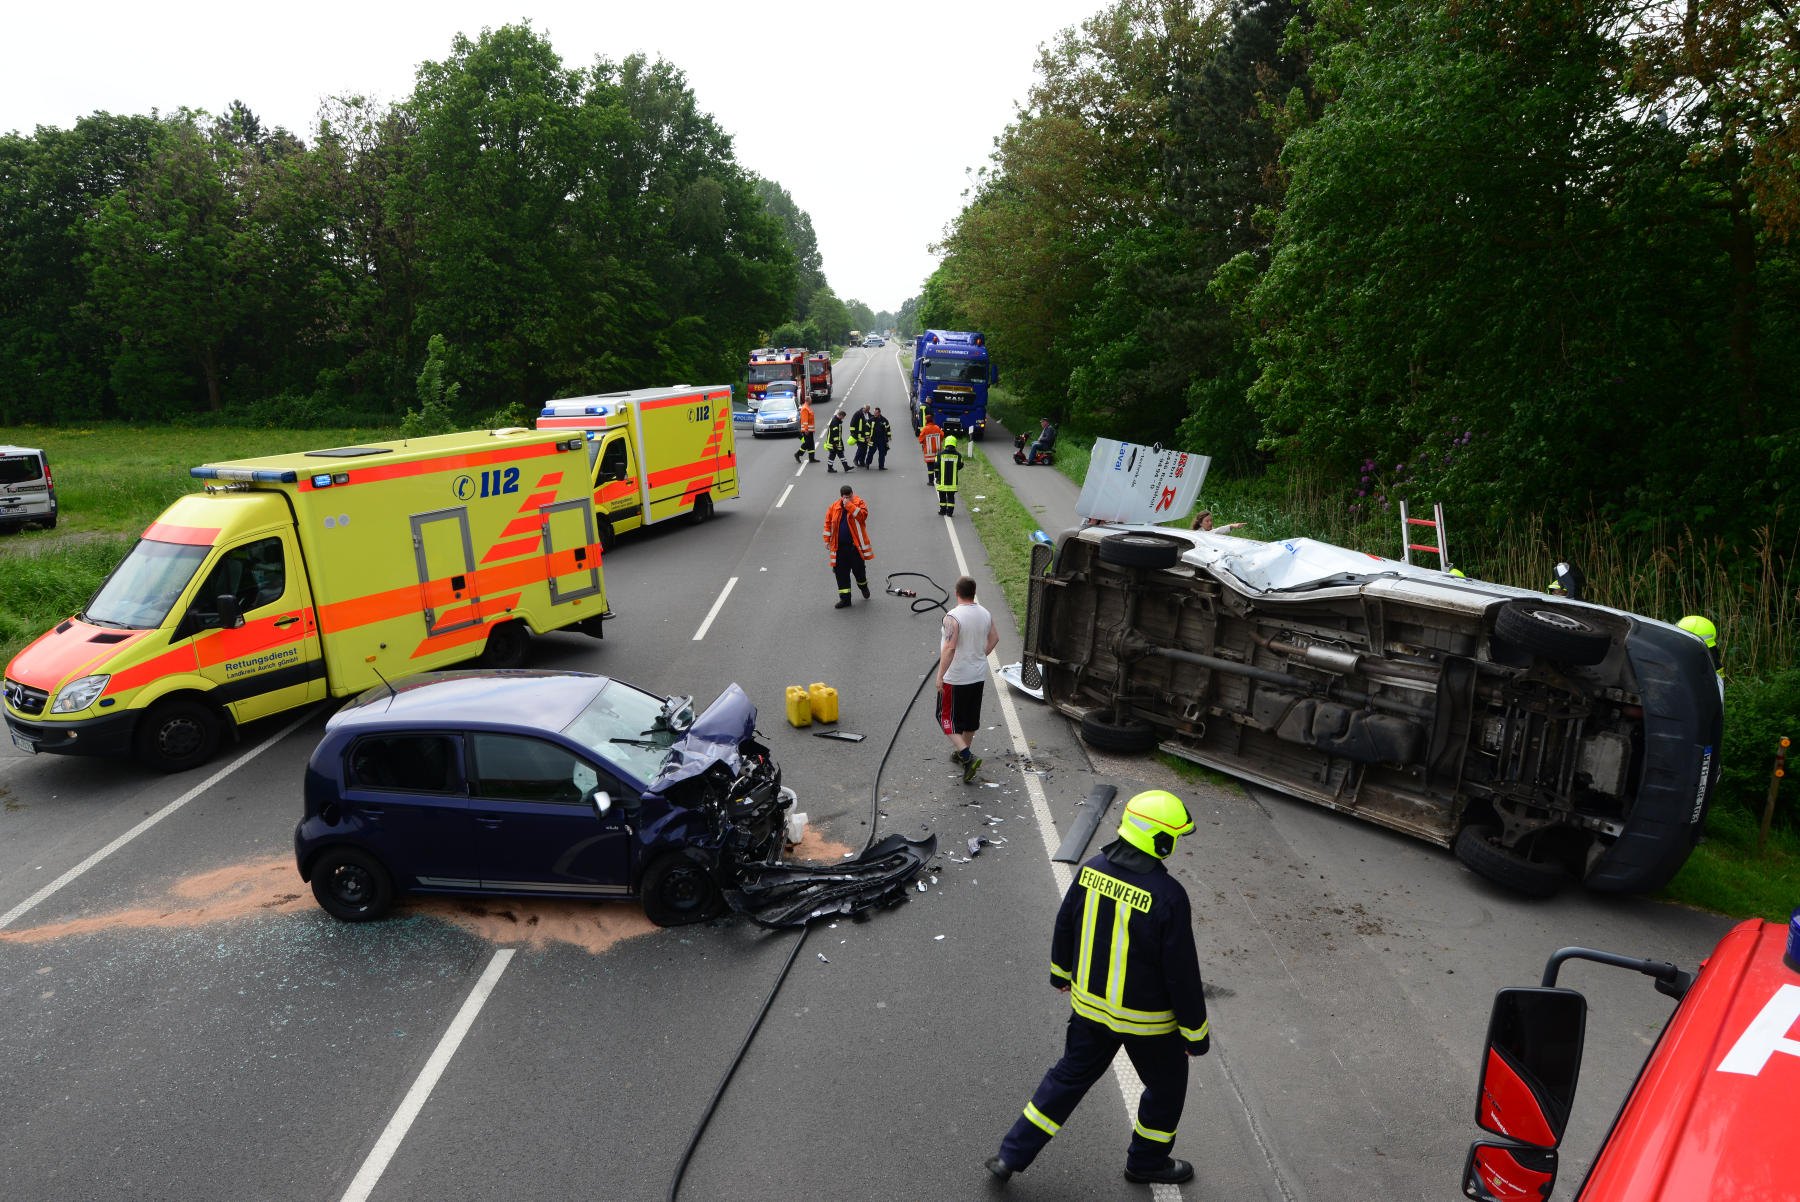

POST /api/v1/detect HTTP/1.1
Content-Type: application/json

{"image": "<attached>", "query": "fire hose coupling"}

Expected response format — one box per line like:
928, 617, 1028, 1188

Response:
886, 584, 917, 598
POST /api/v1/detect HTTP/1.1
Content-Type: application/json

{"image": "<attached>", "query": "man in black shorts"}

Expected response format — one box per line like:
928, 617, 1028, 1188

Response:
936, 576, 999, 783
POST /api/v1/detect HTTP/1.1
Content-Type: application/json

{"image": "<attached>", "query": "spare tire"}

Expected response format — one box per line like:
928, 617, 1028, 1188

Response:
1453, 824, 1564, 898
1079, 708, 1159, 754
1493, 601, 1610, 666
1097, 532, 1185, 570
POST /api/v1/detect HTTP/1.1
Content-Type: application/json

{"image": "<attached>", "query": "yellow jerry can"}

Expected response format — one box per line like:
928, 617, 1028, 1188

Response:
808, 682, 839, 724
785, 685, 813, 727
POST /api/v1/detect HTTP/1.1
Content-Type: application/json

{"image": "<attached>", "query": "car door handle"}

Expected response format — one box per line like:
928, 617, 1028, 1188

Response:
273, 615, 301, 627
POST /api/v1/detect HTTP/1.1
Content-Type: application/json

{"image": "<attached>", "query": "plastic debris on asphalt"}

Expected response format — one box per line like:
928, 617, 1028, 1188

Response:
967, 836, 986, 857
818, 953, 829, 963
916, 880, 927, 892
935, 935, 946, 941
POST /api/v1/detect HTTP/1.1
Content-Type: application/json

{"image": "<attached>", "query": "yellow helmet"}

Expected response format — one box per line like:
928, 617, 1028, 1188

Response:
1449, 568, 1466, 578
1546, 579, 1564, 593
1677, 615, 1717, 648
1117, 790, 1195, 859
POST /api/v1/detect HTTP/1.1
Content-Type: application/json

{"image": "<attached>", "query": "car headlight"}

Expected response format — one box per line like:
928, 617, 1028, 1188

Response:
52, 674, 110, 713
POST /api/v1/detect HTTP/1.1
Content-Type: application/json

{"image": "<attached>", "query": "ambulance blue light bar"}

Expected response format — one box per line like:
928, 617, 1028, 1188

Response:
189, 467, 299, 483
539, 405, 613, 417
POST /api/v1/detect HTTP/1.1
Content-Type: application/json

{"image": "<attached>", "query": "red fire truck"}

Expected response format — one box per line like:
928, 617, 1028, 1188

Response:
807, 351, 832, 401
1463, 910, 1800, 1199
746, 347, 806, 410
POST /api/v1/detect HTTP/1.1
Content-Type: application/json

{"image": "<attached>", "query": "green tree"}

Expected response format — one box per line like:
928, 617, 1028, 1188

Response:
752, 175, 825, 316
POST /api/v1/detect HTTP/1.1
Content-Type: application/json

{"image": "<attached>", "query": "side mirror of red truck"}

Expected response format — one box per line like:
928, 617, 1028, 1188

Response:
1462, 986, 1586, 1200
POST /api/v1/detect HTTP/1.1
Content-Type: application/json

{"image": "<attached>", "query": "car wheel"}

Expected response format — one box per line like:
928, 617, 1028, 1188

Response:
40, 513, 56, 530
1493, 601, 1610, 666
598, 517, 615, 553
1452, 824, 1564, 898
1079, 707, 1159, 754
478, 619, 530, 669
1097, 532, 1186, 570
310, 847, 395, 921
640, 853, 725, 927
690, 493, 714, 525
134, 697, 221, 773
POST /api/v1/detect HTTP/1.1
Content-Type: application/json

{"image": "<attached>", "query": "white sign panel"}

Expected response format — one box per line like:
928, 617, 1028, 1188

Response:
1076, 439, 1210, 524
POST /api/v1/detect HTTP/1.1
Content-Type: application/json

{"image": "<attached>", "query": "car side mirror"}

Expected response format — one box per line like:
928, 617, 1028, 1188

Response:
591, 791, 612, 819
1462, 1141, 1557, 1201
1475, 987, 1586, 1147
215, 594, 244, 629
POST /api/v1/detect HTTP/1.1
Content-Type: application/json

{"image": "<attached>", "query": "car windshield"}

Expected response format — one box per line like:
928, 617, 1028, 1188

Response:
0, 454, 44, 485
760, 395, 798, 415
561, 679, 684, 783
82, 538, 213, 629
923, 358, 985, 382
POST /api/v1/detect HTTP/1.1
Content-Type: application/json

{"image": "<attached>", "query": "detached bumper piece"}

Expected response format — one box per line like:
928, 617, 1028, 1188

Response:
724, 834, 937, 928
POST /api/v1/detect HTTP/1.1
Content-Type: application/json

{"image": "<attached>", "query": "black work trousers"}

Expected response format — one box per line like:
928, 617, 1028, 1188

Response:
833, 557, 867, 598
999, 1014, 1189, 1173
938, 489, 957, 515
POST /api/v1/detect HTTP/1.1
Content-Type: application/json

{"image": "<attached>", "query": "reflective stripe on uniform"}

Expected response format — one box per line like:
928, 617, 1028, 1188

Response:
1024, 1103, 1060, 1136
1050, 962, 1072, 982
1069, 988, 1178, 1036
1180, 1020, 1209, 1042
1133, 1118, 1176, 1143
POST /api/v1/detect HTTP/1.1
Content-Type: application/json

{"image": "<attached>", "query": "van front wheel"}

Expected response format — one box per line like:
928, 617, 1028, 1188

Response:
135, 698, 221, 773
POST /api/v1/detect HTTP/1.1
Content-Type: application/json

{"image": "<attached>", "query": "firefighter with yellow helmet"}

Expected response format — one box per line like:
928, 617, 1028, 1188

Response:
987, 790, 1210, 1187
1678, 614, 1721, 675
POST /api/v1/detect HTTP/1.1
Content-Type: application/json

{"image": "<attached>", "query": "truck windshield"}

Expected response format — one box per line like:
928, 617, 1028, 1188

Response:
923, 359, 987, 383
747, 364, 797, 384
562, 679, 679, 784
82, 539, 212, 629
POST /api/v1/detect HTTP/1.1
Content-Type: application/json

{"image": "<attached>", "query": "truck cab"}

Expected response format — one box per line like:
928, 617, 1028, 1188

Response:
909, 330, 996, 438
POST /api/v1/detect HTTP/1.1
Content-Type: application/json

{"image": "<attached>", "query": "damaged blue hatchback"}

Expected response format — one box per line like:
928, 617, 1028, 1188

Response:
294, 670, 794, 926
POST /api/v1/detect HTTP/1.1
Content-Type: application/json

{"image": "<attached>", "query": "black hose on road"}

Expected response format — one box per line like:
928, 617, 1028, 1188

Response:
664, 570, 950, 1201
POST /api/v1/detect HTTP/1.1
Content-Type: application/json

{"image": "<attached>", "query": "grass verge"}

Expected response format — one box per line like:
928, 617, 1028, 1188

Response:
0, 423, 400, 541
0, 538, 134, 665
960, 445, 1036, 633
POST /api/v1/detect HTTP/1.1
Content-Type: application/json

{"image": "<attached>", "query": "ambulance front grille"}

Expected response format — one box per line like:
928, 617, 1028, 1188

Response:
4, 678, 47, 715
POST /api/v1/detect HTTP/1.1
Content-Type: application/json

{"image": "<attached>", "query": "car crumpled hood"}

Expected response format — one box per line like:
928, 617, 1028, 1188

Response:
649, 682, 757, 793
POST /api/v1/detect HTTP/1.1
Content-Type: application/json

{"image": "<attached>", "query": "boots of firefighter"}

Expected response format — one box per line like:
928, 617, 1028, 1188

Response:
835, 590, 851, 609
859, 580, 871, 599
827, 464, 837, 473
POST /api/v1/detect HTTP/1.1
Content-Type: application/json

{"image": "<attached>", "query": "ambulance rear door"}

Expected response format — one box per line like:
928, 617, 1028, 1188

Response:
184, 524, 325, 722
640, 387, 735, 525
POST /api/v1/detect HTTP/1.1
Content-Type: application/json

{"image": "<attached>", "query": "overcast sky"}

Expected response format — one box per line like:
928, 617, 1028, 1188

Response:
5, 0, 1109, 315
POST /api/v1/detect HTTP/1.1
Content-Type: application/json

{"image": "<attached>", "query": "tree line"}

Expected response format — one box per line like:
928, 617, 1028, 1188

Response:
920, 0, 1800, 547
0, 23, 858, 425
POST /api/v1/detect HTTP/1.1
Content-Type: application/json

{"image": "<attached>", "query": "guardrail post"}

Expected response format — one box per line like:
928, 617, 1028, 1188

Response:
1760, 735, 1789, 851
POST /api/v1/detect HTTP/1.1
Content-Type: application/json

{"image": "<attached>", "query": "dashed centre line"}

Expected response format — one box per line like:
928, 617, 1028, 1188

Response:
692, 576, 738, 641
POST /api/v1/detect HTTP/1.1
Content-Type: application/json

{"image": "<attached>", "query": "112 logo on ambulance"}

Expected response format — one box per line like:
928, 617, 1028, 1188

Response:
453, 469, 520, 500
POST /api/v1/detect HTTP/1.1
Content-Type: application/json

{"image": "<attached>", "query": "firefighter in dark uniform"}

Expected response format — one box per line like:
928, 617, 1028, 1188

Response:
936, 431, 963, 517
824, 408, 854, 473
987, 790, 1209, 1187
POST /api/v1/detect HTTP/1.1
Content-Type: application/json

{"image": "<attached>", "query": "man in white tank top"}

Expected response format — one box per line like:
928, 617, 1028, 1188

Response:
937, 576, 1000, 784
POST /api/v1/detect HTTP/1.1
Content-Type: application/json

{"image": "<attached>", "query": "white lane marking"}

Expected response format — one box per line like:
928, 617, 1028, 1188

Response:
692, 576, 738, 641
793, 459, 807, 477
837, 346, 878, 404
0, 709, 315, 931
942, 492, 1184, 1202
339, 948, 515, 1202
776, 484, 793, 509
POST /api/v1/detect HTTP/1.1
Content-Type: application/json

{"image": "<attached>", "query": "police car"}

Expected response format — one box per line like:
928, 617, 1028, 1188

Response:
752, 387, 802, 438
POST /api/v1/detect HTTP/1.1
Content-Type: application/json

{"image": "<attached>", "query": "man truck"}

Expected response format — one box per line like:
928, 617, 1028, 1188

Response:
909, 330, 997, 439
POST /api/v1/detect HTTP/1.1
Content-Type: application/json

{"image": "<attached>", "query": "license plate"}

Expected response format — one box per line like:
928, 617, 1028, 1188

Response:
10, 729, 36, 754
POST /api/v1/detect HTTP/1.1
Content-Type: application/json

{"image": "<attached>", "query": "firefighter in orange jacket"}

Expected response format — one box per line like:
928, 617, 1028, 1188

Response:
794, 399, 818, 464
823, 484, 873, 608
919, 413, 945, 487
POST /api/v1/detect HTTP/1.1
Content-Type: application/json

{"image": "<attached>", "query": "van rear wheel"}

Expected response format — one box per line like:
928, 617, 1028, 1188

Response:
479, 619, 530, 670
690, 493, 714, 524
135, 698, 221, 773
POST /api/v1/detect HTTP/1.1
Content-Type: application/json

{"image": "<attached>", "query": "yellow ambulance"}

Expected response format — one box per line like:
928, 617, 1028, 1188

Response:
3, 429, 609, 772
535, 384, 738, 549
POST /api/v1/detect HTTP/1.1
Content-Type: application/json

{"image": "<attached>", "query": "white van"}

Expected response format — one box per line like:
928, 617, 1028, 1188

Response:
0, 446, 56, 532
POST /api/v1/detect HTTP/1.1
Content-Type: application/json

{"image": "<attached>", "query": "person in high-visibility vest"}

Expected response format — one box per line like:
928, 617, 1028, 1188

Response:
936, 432, 962, 517
918, 414, 945, 486
793, 399, 817, 464
822, 483, 873, 608
986, 790, 1210, 1186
